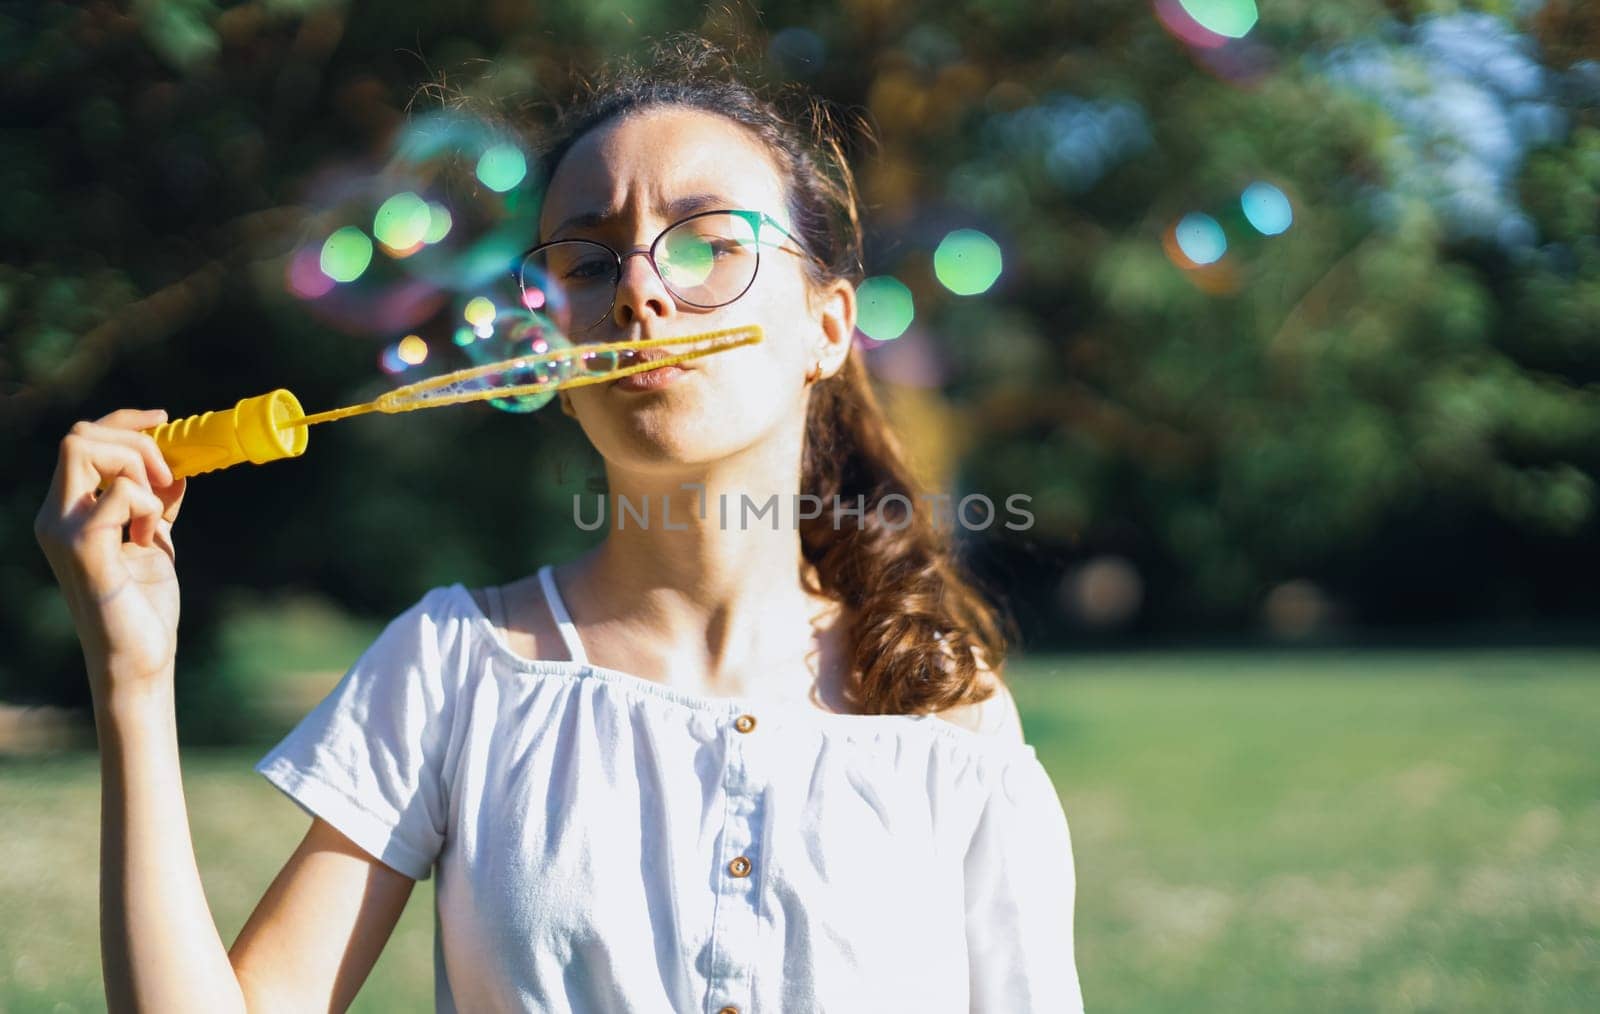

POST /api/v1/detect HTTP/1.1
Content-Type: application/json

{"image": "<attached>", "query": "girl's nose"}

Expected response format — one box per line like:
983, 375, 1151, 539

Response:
611, 249, 675, 327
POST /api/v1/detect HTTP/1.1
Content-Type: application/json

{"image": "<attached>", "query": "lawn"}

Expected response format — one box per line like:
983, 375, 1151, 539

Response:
1, 648, 1596, 1011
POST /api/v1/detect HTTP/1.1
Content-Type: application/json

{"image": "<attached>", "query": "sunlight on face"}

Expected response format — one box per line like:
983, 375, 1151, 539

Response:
540, 105, 837, 471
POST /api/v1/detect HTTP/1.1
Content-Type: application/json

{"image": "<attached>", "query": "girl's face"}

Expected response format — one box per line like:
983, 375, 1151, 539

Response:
539, 105, 854, 472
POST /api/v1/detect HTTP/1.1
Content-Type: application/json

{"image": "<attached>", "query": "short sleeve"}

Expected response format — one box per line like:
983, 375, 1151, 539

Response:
253, 587, 458, 881
964, 749, 1085, 1012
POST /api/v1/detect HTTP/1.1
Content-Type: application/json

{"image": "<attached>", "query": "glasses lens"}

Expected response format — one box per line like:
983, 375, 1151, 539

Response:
656, 212, 759, 307
523, 241, 617, 332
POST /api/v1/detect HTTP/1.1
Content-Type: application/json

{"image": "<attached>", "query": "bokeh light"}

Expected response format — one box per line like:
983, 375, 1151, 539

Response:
1174, 212, 1227, 265
373, 192, 432, 251
476, 144, 527, 193
464, 296, 497, 330
319, 226, 373, 283
423, 202, 453, 244
1154, 0, 1231, 50
1178, 0, 1258, 39
378, 343, 408, 375
934, 229, 1004, 295
856, 276, 915, 340
1241, 181, 1293, 235
397, 334, 428, 366
286, 245, 334, 299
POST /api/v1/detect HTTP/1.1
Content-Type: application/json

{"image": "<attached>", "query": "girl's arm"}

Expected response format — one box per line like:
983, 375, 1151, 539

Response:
97, 681, 417, 1013
229, 816, 416, 1012
95, 679, 249, 1012
32, 409, 414, 1012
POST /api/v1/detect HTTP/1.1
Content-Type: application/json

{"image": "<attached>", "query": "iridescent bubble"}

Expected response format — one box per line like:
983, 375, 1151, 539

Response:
320, 226, 373, 283
856, 276, 915, 341
1241, 181, 1293, 235
397, 334, 428, 366
1178, 0, 1258, 39
374, 192, 432, 251
476, 144, 527, 193
1175, 213, 1227, 265
403, 264, 583, 415
287, 109, 540, 339
934, 229, 1003, 295
512, 251, 575, 337
457, 301, 574, 413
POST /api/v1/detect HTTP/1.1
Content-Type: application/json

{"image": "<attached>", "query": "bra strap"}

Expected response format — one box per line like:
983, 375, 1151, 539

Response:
537, 563, 590, 665
485, 583, 506, 631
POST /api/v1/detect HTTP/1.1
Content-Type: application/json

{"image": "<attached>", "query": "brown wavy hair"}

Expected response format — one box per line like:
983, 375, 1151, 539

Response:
524, 34, 1019, 716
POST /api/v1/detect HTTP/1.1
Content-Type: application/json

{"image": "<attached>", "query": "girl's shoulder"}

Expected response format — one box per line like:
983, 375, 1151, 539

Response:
933, 681, 1025, 741
464, 575, 568, 665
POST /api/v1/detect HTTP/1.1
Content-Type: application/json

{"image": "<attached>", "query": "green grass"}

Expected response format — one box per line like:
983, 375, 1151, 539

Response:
2, 648, 1597, 1011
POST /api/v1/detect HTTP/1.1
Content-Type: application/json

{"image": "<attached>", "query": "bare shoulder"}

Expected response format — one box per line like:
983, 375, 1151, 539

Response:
931, 654, 1025, 742
466, 576, 557, 662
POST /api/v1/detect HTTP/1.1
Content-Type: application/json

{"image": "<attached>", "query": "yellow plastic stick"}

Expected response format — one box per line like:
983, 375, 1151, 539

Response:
145, 389, 310, 481
122, 326, 761, 484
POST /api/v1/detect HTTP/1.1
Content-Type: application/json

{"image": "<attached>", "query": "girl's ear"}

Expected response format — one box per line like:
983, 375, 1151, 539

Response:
813, 276, 857, 381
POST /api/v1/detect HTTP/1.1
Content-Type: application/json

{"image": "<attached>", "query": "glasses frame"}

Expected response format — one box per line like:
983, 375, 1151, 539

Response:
511, 208, 827, 333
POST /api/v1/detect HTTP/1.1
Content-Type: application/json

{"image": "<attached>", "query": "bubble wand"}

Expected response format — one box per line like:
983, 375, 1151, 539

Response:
130, 325, 762, 482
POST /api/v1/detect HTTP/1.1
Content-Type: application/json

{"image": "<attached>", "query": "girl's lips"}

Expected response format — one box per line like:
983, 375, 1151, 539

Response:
610, 364, 689, 392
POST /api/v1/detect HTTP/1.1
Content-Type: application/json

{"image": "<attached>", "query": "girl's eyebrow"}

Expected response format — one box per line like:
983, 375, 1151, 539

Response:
549, 192, 735, 240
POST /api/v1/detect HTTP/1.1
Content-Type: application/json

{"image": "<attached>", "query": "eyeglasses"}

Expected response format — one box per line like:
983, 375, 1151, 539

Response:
511, 209, 824, 335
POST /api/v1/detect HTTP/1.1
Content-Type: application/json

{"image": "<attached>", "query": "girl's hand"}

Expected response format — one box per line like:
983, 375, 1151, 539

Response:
34, 408, 188, 703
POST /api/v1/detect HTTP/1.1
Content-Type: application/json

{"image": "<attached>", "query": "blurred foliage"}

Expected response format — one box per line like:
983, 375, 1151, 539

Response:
3, 0, 1599, 726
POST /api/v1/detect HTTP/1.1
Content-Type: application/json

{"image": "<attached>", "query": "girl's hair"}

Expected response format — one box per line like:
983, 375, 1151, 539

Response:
526, 33, 1019, 716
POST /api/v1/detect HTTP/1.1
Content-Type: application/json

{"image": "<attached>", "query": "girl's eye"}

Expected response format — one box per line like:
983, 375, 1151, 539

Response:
564, 260, 613, 282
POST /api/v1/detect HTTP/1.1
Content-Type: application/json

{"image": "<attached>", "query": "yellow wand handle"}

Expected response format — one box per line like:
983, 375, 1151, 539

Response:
149, 389, 309, 480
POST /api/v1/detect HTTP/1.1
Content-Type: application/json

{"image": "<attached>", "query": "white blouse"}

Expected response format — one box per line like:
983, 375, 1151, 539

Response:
255, 564, 1084, 1013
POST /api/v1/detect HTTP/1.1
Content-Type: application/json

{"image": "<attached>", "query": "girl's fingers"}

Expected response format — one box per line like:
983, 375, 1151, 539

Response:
94, 407, 168, 428
62, 438, 151, 512
153, 475, 187, 524
79, 475, 165, 555
71, 419, 175, 489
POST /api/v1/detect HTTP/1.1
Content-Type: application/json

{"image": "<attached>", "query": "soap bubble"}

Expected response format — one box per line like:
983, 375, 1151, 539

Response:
456, 301, 574, 414
284, 109, 541, 340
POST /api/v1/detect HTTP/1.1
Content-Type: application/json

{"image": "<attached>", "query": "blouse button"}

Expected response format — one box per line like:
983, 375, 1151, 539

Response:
717, 1007, 739, 1014
734, 713, 757, 733
728, 855, 752, 877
